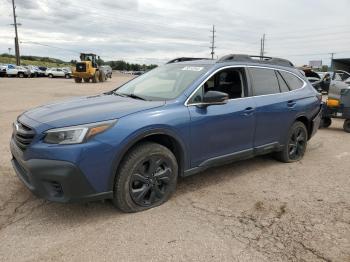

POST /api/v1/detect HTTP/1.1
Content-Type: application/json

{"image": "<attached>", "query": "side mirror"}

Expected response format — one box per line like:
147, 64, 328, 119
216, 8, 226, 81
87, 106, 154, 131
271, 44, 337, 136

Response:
202, 91, 229, 105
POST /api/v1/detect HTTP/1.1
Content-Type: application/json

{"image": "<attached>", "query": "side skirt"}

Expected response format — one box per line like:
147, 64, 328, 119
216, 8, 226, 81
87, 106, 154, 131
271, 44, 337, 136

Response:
183, 142, 283, 177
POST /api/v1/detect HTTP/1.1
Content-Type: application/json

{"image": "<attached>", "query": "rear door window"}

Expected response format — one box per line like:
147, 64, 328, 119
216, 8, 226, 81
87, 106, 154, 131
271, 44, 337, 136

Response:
249, 68, 280, 96
279, 71, 304, 90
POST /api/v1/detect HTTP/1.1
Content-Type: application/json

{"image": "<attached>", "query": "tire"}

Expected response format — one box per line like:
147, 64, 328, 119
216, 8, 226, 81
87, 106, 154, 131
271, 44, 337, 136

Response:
113, 142, 178, 213
275, 121, 308, 163
92, 72, 99, 83
83, 78, 90, 83
65, 74, 70, 79
18, 72, 24, 78
320, 117, 332, 128
343, 119, 350, 133
99, 71, 105, 82
74, 77, 82, 83
48, 74, 53, 78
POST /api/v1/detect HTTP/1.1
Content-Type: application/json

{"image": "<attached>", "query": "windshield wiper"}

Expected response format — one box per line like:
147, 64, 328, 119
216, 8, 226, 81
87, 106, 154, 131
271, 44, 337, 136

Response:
123, 93, 146, 101
113, 91, 127, 98
113, 91, 146, 101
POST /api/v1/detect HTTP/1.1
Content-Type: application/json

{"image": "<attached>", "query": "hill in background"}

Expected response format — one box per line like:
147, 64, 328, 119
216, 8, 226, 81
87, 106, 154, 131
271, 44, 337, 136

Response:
0, 54, 158, 71
0, 54, 69, 67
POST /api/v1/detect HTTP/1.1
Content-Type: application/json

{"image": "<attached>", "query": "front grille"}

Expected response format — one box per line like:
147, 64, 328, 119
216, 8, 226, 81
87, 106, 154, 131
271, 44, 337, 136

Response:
13, 121, 35, 151
76, 63, 86, 72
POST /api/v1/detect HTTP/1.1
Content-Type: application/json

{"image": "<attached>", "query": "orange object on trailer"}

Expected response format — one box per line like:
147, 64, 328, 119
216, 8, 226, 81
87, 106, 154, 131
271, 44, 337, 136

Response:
326, 98, 340, 108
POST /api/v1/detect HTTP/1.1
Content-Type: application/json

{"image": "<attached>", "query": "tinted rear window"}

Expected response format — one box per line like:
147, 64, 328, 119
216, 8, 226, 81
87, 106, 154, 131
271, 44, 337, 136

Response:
249, 68, 280, 96
280, 71, 304, 90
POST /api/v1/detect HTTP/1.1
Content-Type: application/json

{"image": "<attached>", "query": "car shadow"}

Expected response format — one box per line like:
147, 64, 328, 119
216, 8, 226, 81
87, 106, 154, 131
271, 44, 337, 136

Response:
35, 155, 278, 225
322, 126, 347, 133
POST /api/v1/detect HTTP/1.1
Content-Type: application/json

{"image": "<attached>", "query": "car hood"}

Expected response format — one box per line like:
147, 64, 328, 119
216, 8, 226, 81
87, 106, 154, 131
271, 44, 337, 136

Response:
23, 94, 165, 127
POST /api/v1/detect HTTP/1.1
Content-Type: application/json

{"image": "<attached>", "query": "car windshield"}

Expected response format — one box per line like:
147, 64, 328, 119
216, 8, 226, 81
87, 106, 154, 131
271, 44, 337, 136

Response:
114, 64, 209, 101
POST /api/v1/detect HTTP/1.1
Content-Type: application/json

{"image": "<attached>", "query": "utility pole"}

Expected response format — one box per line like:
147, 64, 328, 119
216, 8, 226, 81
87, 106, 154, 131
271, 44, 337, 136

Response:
260, 34, 266, 59
210, 25, 216, 60
330, 52, 335, 71
8, 47, 12, 55
11, 0, 20, 65
260, 38, 262, 57
262, 34, 265, 57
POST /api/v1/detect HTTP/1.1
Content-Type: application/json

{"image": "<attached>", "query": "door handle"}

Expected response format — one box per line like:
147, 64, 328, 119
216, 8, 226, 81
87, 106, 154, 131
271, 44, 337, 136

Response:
287, 100, 296, 107
243, 107, 255, 116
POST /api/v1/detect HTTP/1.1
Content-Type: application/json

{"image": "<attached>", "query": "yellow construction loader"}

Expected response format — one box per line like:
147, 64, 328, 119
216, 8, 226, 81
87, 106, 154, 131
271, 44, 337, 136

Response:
72, 53, 107, 83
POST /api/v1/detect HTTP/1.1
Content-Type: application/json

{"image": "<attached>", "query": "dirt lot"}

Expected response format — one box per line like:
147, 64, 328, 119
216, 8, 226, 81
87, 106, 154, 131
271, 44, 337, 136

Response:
0, 75, 349, 262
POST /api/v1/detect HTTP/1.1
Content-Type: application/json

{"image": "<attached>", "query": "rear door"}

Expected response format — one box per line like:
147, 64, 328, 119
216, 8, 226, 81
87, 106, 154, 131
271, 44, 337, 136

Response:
248, 67, 295, 148
55, 69, 64, 77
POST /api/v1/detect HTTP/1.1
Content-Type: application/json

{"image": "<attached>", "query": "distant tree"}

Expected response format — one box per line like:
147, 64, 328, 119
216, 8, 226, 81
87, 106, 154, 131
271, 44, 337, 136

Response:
103, 59, 158, 71
321, 65, 329, 72
1, 53, 14, 58
147, 64, 158, 70
97, 56, 104, 66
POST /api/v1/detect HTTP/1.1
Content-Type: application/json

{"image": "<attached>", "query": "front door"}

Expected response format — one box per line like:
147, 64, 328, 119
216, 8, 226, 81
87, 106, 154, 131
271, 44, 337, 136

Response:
187, 67, 256, 168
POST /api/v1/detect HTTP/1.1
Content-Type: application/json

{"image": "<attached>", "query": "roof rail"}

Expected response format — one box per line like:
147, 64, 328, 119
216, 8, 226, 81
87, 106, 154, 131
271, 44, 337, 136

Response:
166, 57, 210, 64
217, 54, 294, 67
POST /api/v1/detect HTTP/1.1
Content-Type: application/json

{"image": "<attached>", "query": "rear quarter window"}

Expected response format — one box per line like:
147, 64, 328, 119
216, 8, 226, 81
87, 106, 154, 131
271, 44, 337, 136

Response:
276, 71, 290, 92
279, 71, 304, 90
249, 68, 280, 96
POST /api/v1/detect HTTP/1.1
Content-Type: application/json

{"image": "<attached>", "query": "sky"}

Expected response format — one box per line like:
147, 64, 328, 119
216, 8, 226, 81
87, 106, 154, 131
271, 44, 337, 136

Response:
0, 0, 350, 65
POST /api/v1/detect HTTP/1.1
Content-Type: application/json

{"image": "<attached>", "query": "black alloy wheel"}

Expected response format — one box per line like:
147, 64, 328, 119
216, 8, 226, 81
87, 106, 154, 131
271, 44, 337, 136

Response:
275, 121, 308, 163
288, 125, 307, 161
129, 156, 172, 207
113, 142, 178, 212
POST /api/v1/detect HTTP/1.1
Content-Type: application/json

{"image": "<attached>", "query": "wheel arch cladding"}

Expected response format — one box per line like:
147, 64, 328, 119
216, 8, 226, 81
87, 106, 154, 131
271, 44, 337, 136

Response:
295, 115, 312, 140
109, 131, 187, 192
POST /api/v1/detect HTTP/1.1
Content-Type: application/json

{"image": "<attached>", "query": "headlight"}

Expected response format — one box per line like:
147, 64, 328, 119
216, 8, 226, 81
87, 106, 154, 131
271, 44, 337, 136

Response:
44, 120, 117, 144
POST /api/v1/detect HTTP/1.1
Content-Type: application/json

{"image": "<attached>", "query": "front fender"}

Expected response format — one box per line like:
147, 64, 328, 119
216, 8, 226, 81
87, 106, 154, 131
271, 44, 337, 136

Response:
107, 126, 189, 192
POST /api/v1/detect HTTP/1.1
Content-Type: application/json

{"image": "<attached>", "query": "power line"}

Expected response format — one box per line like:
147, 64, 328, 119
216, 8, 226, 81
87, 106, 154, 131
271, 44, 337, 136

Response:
210, 25, 216, 59
20, 40, 80, 54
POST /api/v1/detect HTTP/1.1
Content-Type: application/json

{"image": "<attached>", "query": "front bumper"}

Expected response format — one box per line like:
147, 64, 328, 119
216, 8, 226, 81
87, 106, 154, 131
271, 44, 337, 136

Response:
10, 140, 112, 203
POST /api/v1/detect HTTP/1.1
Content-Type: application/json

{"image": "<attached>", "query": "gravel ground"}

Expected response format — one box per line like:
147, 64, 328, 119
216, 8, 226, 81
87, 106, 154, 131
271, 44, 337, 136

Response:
0, 75, 349, 262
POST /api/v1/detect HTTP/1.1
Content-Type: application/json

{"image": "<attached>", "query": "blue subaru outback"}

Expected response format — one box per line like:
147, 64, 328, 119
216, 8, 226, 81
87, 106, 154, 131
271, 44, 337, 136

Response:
10, 54, 322, 212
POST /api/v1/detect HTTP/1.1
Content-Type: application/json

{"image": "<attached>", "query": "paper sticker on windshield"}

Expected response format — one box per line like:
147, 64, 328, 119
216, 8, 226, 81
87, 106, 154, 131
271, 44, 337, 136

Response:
182, 66, 204, 72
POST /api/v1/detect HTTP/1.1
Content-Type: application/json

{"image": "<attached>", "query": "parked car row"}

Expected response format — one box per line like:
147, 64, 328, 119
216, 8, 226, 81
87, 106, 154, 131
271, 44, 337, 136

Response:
120, 70, 145, 76
301, 68, 350, 94
0, 64, 72, 79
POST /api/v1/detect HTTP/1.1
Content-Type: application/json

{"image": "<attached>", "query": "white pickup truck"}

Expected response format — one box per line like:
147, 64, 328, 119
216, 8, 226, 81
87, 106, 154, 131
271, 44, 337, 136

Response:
1, 64, 30, 78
